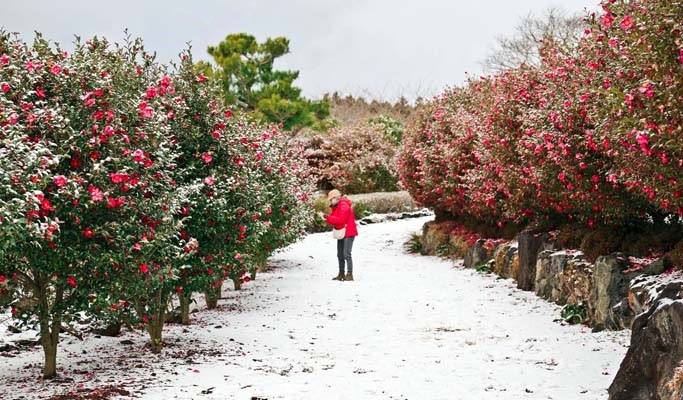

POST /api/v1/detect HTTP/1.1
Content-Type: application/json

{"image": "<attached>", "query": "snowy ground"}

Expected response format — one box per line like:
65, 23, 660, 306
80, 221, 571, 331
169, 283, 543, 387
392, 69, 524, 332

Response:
0, 216, 630, 400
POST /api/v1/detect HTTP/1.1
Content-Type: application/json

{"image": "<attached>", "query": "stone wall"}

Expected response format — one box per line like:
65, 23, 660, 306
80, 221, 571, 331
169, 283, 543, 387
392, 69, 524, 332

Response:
419, 220, 683, 400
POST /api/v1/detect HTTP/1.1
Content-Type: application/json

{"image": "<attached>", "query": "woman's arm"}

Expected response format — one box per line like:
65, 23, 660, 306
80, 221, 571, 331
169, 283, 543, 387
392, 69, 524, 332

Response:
326, 201, 350, 225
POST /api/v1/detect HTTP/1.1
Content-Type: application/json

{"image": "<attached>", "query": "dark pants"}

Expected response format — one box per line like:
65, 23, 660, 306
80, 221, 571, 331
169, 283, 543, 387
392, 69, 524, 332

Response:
336, 237, 355, 274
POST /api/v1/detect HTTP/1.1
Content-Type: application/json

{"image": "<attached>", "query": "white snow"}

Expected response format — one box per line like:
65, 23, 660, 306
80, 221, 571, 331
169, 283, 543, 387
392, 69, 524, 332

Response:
0, 216, 630, 400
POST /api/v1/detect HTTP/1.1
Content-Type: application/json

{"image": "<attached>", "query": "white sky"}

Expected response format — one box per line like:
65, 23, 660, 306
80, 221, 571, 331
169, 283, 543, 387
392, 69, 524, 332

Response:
2, 0, 597, 102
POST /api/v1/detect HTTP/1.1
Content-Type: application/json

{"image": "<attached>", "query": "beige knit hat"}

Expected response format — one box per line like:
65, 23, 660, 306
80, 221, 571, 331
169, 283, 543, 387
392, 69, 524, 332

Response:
327, 189, 342, 200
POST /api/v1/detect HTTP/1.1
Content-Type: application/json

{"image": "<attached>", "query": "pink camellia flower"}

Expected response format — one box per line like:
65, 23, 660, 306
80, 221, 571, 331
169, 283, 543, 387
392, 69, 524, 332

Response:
87, 185, 104, 202
1, 83, 10, 93
224, 109, 233, 118
196, 74, 208, 83
600, 13, 614, 29
137, 102, 154, 118
211, 130, 221, 139
50, 64, 62, 75
36, 88, 46, 98
201, 152, 213, 164
138, 263, 149, 274
53, 175, 68, 188
638, 82, 654, 99
145, 87, 157, 99
620, 15, 634, 31
133, 149, 145, 164
66, 276, 77, 288
204, 176, 215, 186
0, 54, 8, 65
83, 228, 95, 239
159, 75, 171, 87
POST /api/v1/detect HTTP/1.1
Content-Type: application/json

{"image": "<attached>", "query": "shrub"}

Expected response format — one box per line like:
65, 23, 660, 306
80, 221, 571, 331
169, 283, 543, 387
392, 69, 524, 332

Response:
298, 123, 399, 194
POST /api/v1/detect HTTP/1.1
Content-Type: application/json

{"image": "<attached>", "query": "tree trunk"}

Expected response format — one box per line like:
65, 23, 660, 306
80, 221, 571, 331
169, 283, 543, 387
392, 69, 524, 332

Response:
178, 292, 191, 325
257, 261, 268, 273
146, 290, 167, 354
232, 277, 242, 291
204, 281, 222, 310
250, 269, 257, 281
36, 272, 63, 378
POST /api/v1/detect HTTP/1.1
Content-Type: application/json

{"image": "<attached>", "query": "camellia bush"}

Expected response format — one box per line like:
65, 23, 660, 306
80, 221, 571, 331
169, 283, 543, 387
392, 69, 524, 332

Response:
167, 52, 312, 322
399, 0, 682, 256
0, 32, 312, 377
299, 122, 399, 194
0, 33, 186, 376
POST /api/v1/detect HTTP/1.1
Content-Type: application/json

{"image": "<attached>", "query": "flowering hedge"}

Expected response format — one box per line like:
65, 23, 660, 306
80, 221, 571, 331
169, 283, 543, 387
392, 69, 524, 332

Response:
399, 0, 682, 248
0, 32, 311, 377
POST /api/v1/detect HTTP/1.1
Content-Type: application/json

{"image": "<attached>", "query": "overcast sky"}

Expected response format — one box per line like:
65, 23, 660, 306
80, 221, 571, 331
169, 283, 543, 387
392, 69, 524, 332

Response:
2, 0, 597, 102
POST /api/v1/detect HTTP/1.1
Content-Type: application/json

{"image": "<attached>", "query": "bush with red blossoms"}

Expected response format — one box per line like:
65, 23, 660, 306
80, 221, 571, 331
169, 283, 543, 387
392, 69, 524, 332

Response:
0, 33, 188, 376
399, 0, 682, 256
165, 52, 312, 321
298, 123, 399, 194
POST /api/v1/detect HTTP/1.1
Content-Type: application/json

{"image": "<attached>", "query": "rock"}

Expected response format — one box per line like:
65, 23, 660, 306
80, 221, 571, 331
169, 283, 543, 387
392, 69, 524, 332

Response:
559, 257, 593, 306
517, 232, 552, 291
589, 256, 635, 331
464, 239, 491, 269
628, 274, 683, 320
492, 242, 518, 279
641, 258, 672, 276
609, 297, 683, 400
92, 321, 122, 337
535, 250, 582, 304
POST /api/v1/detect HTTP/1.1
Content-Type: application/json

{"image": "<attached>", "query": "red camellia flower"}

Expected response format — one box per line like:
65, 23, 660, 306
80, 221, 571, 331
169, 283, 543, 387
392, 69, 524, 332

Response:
53, 175, 67, 188
66, 276, 77, 288
83, 228, 95, 239
224, 109, 233, 118
137, 102, 154, 118
196, 74, 208, 82
620, 15, 634, 30
0, 54, 8, 65
40, 198, 54, 212
201, 153, 213, 164
1, 83, 10, 93
138, 263, 149, 274
109, 172, 129, 184
50, 64, 62, 75
211, 130, 221, 139
159, 75, 171, 87
106, 197, 125, 209
0, 275, 7, 283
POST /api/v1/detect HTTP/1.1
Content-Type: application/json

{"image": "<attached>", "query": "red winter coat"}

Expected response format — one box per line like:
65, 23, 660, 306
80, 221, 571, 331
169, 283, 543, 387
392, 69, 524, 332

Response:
325, 197, 358, 238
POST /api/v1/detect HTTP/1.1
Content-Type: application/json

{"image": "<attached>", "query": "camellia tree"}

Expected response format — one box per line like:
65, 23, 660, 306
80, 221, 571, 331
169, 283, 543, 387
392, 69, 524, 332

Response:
0, 33, 188, 375
166, 51, 313, 323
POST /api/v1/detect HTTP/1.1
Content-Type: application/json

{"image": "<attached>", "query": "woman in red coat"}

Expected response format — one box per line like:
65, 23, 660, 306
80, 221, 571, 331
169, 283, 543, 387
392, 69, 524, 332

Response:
325, 189, 358, 281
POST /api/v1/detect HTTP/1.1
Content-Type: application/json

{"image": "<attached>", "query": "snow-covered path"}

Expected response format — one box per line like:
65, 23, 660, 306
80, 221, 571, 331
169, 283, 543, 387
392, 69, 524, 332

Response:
1, 216, 629, 400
